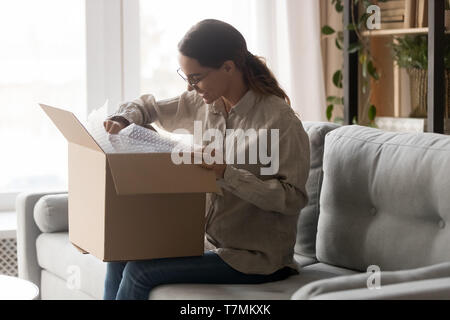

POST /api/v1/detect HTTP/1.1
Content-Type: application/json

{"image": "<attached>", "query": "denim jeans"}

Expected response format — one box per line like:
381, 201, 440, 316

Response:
103, 251, 295, 300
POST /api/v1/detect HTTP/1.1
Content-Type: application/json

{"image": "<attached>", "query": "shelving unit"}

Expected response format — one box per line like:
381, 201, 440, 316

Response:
361, 27, 445, 36
343, 0, 447, 134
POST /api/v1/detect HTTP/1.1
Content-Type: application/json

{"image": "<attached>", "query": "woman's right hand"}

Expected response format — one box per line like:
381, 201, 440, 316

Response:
103, 120, 126, 134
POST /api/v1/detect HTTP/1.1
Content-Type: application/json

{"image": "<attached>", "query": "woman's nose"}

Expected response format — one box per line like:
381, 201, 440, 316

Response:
188, 83, 203, 94
187, 83, 201, 92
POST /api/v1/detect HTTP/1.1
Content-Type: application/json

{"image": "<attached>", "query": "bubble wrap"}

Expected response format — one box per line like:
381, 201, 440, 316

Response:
84, 100, 196, 154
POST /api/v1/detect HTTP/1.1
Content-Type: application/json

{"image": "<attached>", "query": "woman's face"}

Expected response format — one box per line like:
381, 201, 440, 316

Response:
178, 54, 231, 105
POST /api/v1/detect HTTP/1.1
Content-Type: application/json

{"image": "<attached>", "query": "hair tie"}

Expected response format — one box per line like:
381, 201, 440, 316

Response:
245, 51, 254, 64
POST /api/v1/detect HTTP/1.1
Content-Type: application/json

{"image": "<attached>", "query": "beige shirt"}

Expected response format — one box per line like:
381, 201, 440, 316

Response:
107, 89, 310, 275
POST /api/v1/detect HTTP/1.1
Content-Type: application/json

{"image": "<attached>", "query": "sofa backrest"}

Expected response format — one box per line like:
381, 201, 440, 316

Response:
316, 125, 450, 272
295, 121, 341, 258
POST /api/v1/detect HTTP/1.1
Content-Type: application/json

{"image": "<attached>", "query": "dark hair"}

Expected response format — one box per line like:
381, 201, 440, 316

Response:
178, 19, 291, 106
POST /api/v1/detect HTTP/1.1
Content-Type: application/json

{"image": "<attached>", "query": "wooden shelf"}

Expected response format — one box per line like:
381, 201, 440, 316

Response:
362, 27, 428, 37
361, 27, 449, 37
343, 0, 447, 133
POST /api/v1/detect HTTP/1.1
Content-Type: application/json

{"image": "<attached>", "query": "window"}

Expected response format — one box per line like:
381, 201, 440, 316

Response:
0, 0, 86, 195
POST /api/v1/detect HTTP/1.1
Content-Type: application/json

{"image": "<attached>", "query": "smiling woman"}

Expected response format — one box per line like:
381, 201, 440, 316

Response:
104, 18, 310, 301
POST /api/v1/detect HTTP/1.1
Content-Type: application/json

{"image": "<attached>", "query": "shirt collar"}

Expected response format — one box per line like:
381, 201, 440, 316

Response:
209, 89, 257, 117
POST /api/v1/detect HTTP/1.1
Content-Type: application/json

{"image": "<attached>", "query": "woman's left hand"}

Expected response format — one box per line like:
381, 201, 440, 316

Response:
191, 149, 227, 179
197, 162, 227, 179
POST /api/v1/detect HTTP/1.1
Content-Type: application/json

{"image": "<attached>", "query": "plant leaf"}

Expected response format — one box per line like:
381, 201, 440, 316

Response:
335, 0, 343, 12
322, 25, 335, 35
335, 38, 342, 50
348, 42, 362, 54
327, 96, 344, 105
367, 60, 379, 80
333, 70, 343, 89
326, 104, 334, 121
368, 104, 376, 121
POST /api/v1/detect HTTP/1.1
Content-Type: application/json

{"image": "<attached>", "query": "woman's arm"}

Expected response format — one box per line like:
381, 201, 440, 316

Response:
217, 119, 310, 216
105, 90, 203, 133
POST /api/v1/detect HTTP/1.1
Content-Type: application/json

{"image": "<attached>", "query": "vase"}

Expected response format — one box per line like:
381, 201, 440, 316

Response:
407, 68, 428, 118
407, 68, 450, 119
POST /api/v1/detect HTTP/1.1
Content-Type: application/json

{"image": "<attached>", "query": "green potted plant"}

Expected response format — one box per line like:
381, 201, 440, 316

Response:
391, 34, 450, 118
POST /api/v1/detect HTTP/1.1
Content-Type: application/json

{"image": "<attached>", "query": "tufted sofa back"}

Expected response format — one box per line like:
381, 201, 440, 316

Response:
316, 125, 450, 272
295, 122, 341, 258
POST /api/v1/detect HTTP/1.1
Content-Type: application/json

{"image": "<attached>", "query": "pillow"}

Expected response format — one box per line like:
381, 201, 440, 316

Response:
33, 193, 69, 233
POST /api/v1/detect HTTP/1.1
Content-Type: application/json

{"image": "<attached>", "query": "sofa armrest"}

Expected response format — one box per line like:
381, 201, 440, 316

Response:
33, 193, 69, 233
15, 191, 67, 294
309, 277, 450, 300
291, 261, 450, 300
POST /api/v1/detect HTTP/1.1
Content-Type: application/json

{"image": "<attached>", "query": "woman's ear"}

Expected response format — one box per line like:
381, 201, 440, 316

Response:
222, 60, 235, 74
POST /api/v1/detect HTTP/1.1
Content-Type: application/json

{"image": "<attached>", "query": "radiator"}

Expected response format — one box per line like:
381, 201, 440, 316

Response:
0, 233, 18, 277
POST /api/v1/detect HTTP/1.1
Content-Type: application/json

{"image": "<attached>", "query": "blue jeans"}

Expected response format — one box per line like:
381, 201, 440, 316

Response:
103, 251, 295, 300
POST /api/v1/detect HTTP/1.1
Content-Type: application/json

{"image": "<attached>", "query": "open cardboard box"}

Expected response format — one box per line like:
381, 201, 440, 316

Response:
39, 103, 221, 262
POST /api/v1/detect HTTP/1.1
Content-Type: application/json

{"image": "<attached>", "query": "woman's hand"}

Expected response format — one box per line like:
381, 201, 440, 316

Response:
198, 161, 227, 179
103, 120, 126, 134
191, 148, 227, 179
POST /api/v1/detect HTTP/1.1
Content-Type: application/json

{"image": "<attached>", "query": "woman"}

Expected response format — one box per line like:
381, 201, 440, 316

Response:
102, 19, 310, 300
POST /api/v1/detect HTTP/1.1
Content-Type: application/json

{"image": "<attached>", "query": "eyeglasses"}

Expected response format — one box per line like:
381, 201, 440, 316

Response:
177, 68, 213, 88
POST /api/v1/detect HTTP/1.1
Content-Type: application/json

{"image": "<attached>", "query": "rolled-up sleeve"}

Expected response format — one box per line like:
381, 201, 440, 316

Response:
217, 118, 310, 216
106, 90, 203, 133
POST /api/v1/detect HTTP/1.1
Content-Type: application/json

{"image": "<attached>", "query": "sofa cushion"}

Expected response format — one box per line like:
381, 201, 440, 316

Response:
316, 125, 450, 272
33, 194, 69, 233
308, 277, 450, 300
40, 270, 97, 300
295, 122, 341, 258
292, 261, 450, 299
149, 262, 357, 300
36, 233, 343, 300
36, 232, 106, 299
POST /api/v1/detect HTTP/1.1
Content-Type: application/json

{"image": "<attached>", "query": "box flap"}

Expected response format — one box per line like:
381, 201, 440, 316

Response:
106, 153, 222, 194
39, 103, 103, 153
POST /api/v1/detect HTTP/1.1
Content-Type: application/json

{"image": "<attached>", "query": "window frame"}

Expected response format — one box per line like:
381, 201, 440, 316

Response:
86, 0, 140, 116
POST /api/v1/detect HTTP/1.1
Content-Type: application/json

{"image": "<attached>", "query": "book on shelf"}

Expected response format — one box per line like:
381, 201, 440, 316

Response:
416, 0, 428, 27
377, 0, 405, 29
382, 8, 406, 17
380, 22, 406, 29
377, 0, 406, 10
404, 0, 416, 28
376, 0, 426, 30
381, 15, 405, 22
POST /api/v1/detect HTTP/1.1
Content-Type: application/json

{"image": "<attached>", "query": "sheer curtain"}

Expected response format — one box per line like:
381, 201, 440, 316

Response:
248, 0, 326, 121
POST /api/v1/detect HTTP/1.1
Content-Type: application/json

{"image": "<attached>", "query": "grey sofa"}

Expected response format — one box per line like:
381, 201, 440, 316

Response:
16, 122, 450, 300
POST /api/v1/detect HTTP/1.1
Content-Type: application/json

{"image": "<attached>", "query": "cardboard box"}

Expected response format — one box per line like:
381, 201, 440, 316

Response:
39, 104, 220, 262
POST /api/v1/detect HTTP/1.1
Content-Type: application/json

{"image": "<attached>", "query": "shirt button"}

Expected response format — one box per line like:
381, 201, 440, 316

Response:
370, 207, 377, 216
438, 220, 446, 229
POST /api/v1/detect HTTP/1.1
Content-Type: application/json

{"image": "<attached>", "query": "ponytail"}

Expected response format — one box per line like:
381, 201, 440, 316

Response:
244, 51, 291, 107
